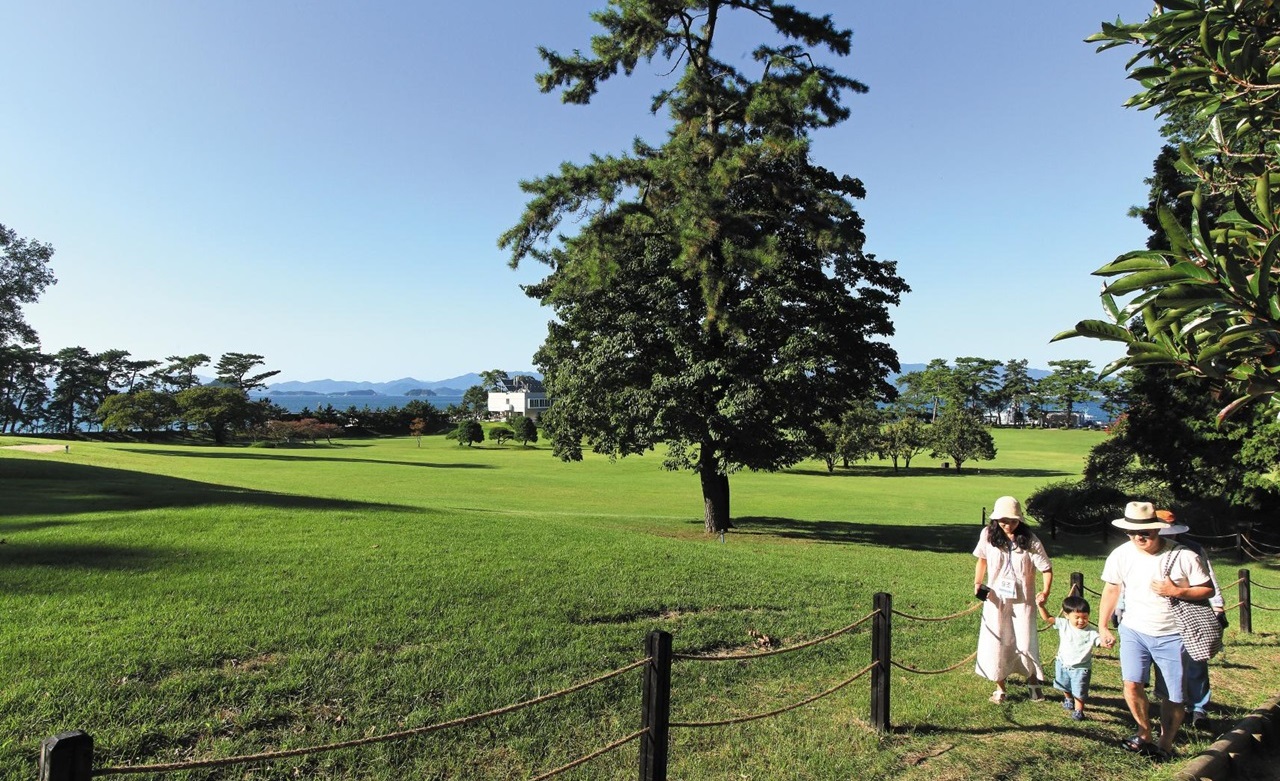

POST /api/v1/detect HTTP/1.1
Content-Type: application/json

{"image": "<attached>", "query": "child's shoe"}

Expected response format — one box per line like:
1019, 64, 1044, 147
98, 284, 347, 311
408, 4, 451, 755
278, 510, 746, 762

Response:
1071, 710, 1085, 721
989, 689, 1006, 704
1028, 685, 1044, 701
1062, 696, 1073, 711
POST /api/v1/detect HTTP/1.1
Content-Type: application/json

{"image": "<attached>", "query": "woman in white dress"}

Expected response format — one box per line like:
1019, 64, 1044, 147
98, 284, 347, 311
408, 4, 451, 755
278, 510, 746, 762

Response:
973, 495, 1053, 703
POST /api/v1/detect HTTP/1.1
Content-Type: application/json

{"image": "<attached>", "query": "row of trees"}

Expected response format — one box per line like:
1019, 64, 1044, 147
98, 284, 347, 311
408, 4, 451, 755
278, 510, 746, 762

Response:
1, 348, 281, 438
814, 403, 996, 474
894, 357, 1114, 427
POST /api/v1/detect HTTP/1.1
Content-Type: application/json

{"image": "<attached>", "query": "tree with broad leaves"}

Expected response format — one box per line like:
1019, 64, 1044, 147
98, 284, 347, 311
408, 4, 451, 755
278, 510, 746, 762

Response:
0, 223, 56, 348
501, 0, 907, 533
97, 390, 178, 438
879, 416, 928, 471
1056, 1, 1280, 420
927, 408, 996, 474
176, 386, 259, 445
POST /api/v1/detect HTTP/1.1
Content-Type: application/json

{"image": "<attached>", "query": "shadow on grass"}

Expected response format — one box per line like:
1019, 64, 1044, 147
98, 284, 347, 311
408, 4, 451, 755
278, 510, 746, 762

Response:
729, 516, 1115, 558
729, 516, 991, 553
125, 448, 493, 470
0, 459, 420, 519
786, 465, 1074, 479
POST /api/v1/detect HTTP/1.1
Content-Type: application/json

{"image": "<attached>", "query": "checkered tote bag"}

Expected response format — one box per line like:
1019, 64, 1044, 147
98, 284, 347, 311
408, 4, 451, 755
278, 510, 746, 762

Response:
1161, 546, 1224, 662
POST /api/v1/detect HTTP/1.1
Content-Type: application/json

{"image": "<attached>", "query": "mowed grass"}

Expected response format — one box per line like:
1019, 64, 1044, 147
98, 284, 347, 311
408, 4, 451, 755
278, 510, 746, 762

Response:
1, 430, 1277, 781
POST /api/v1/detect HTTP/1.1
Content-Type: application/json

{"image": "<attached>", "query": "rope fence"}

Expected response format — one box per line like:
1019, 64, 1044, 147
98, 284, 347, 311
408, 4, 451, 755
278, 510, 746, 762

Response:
38, 568, 1280, 781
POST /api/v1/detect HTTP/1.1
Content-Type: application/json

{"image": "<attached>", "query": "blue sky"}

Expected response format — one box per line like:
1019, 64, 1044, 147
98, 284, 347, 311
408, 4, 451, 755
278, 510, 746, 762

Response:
3, 1, 1163, 383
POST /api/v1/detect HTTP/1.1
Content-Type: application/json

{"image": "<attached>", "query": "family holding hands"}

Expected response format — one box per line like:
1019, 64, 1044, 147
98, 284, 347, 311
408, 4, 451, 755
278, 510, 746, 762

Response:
972, 497, 1223, 762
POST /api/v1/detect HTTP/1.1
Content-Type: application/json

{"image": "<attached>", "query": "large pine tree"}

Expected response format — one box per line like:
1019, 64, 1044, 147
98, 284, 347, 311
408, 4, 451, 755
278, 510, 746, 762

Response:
501, 2, 907, 532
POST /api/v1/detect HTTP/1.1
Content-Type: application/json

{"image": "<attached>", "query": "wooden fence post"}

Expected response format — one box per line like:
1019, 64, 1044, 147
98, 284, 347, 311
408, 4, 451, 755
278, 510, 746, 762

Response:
1238, 569, 1252, 635
1069, 572, 1084, 599
39, 731, 92, 781
639, 630, 672, 781
870, 592, 892, 733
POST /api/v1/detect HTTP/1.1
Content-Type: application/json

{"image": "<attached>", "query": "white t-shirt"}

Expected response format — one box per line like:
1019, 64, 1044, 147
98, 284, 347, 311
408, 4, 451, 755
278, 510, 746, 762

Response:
1101, 541, 1211, 636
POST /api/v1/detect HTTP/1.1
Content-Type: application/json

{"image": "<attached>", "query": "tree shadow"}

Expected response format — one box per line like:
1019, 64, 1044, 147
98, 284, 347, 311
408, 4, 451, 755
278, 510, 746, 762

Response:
732, 516, 982, 553
126, 448, 493, 469
787, 465, 1074, 479
731, 515, 1116, 557
0, 459, 421, 519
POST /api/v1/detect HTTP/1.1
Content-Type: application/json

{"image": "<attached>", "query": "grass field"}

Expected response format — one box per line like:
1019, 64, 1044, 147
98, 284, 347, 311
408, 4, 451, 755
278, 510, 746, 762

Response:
2, 430, 1277, 780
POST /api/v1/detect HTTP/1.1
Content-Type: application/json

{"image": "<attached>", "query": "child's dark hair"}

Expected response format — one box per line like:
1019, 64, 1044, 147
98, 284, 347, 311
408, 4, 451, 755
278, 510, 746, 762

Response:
1062, 595, 1090, 614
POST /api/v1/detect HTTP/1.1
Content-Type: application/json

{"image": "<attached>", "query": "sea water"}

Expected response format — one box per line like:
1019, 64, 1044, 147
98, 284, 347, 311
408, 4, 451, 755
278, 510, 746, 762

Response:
260, 395, 466, 414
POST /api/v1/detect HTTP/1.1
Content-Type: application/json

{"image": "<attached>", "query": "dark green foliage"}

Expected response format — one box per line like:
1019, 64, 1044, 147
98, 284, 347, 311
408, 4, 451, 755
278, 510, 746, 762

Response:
175, 386, 260, 445
503, 2, 906, 532
214, 352, 280, 393
510, 413, 538, 447
97, 390, 179, 437
1026, 480, 1128, 530
0, 222, 56, 347
488, 426, 514, 446
451, 419, 483, 447
1082, 364, 1280, 519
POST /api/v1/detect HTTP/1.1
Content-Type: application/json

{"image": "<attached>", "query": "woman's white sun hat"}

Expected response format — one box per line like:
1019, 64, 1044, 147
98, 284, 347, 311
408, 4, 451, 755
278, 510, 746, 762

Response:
989, 496, 1024, 522
1111, 501, 1166, 531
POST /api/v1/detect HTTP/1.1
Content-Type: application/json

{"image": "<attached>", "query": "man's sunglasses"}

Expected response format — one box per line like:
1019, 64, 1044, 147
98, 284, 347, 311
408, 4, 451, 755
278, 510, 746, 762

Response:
1126, 531, 1157, 539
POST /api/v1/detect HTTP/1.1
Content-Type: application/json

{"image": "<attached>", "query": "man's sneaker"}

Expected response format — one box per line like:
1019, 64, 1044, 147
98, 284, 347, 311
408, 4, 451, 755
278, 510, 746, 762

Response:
1062, 696, 1074, 711
1190, 711, 1207, 728
1071, 709, 1085, 721
1029, 686, 1044, 701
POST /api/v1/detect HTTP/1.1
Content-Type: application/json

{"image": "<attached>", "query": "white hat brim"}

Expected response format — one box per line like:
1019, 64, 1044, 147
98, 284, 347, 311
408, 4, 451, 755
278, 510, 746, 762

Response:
1111, 518, 1166, 531
1157, 524, 1191, 535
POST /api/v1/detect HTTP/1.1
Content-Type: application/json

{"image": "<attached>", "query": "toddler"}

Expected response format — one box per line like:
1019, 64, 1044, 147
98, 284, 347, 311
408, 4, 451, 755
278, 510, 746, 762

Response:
1036, 594, 1100, 720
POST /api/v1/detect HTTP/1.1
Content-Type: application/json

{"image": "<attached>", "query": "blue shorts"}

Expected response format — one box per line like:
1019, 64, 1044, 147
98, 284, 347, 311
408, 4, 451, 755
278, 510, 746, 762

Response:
1118, 625, 1185, 704
1054, 659, 1092, 700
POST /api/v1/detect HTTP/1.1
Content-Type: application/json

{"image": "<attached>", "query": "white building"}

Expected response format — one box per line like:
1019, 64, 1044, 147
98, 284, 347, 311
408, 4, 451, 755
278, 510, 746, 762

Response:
487, 376, 550, 421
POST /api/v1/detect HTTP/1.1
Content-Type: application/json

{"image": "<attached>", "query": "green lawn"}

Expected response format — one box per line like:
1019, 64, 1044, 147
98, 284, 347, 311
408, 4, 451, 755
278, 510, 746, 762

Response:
1, 430, 1276, 780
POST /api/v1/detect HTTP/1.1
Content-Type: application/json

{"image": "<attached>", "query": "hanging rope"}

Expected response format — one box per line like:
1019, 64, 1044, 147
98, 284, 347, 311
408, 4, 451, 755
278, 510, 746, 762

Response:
673, 610, 878, 662
527, 729, 646, 781
890, 651, 978, 675
890, 602, 982, 622
93, 658, 649, 777
670, 662, 877, 728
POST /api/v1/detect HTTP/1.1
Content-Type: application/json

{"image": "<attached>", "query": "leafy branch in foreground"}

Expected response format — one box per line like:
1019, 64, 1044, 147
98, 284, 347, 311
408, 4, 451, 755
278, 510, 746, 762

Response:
1055, 1, 1280, 420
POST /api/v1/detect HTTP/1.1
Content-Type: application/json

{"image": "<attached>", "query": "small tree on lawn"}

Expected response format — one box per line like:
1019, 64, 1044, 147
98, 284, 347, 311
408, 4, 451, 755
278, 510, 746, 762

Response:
409, 417, 426, 447
879, 416, 928, 471
489, 426, 514, 446
928, 409, 996, 473
451, 419, 483, 447
510, 414, 537, 447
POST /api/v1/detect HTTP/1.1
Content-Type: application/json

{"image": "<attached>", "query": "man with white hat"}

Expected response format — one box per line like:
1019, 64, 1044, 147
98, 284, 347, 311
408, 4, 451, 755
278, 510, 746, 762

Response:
1098, 501, 1214, 761
1152, 508, 1225, 728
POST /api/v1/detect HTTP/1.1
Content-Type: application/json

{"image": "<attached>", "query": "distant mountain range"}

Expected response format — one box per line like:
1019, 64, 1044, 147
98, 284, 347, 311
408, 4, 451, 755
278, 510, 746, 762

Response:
253, 364, 1054, 398
256, 371, 541, 397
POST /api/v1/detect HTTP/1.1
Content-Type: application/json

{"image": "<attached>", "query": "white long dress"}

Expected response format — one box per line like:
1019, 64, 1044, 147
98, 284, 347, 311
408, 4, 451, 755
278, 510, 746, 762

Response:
974, 529, 1052, 684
